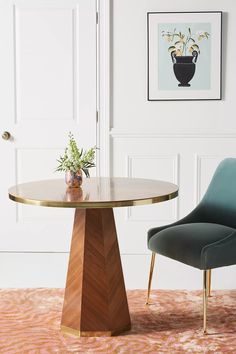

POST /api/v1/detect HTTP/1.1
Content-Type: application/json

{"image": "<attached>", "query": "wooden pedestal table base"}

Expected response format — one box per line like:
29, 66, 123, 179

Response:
61, 208, 131, 337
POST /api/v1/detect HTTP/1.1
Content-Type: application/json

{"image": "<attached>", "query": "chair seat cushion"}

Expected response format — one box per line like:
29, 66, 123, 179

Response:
148, 223, 236, 270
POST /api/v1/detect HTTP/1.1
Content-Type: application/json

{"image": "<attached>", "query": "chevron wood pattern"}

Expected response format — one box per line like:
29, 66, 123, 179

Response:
61, 208, 131, 337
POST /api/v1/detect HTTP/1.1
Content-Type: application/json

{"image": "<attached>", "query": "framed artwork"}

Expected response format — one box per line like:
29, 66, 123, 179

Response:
147, 11, 222, 101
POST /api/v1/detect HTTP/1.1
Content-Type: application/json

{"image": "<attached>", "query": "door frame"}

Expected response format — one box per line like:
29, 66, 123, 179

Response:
97, 0, 111, 177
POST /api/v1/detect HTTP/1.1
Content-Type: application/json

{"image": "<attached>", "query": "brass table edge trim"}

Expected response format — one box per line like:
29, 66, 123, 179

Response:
61, 324, 131, 337
8, 190, 178, 208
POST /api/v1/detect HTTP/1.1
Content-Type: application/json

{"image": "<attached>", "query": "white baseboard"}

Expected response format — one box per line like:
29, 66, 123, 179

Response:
0, 252, 236, 290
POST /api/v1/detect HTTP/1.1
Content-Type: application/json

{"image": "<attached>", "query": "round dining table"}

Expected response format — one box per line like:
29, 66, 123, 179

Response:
9, 177, 178, 337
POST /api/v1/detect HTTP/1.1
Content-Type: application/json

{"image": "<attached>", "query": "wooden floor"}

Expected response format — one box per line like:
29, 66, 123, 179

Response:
1, 289, 236, 353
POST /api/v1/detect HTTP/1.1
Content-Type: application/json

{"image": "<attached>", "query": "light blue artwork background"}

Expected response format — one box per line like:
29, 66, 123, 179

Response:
158, 23, 211, 90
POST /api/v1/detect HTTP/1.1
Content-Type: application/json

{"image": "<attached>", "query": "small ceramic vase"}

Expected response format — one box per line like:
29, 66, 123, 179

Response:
65, 170, 83, 188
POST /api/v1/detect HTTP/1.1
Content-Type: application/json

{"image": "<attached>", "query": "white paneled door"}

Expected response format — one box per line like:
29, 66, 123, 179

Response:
0, 0, 97, 256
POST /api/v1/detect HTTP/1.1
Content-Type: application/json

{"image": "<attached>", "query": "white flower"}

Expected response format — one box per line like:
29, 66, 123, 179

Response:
162, 30, 172, 36
196, 31, 209, 41
175, 42, 183, 50
161, 30, 173, 42
196, 31, 205, 36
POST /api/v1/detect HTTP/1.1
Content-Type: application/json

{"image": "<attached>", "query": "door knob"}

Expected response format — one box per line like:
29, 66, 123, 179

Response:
2, 131, 11, 140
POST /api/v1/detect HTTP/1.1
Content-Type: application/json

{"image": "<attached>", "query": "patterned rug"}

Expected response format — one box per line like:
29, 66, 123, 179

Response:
0, 289, 236, 353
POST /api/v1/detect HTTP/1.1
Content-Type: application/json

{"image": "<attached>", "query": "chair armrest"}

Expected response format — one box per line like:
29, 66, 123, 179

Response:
201, 230, 236, 269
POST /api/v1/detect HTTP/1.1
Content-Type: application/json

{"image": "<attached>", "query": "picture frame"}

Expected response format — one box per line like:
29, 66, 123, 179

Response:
147, 11, 222, 101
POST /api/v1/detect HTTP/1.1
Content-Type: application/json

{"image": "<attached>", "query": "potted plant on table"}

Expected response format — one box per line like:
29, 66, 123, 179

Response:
56, 132, 96, 188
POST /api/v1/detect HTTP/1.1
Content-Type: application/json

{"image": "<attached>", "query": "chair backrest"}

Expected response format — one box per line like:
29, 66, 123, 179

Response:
199, 158, 236, 228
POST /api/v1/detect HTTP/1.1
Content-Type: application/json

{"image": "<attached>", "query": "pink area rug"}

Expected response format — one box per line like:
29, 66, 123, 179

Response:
0, 289, 236, 353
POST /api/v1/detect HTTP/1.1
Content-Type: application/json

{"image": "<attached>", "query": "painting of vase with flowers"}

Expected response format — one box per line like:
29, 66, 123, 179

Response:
161, 27, 209, 87
147, 12, 222, 100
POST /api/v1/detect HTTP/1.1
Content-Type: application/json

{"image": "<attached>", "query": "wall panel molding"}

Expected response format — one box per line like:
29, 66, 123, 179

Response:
110, 131, 236, 139
125, 154, 179, 222
194, 154, 229, 205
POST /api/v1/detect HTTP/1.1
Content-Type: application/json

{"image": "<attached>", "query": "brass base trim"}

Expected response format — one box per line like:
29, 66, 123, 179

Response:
61, 324, 131, 337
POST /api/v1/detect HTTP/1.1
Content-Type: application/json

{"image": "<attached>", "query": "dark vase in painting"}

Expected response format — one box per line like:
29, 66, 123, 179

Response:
171, 51, 198, 87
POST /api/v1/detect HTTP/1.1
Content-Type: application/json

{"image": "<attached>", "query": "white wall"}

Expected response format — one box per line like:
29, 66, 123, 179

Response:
2, 0, 236, 291
109, 0, 236, 289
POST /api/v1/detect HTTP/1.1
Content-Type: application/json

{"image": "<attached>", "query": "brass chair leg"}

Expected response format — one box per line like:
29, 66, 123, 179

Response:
146, 252, 156, 305
207, 269, 212, 297
203, 270, 210, 334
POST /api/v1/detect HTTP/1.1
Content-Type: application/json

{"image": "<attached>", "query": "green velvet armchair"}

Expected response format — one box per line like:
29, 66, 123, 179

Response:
147, 158, 236, 334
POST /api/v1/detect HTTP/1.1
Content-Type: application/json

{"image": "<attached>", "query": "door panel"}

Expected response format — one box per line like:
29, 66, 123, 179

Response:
0, 0, 97, 252
15, 6, 75, 121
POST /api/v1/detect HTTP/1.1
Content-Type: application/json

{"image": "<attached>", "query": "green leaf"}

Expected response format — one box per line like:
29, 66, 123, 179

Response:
82, 168, 90, 178
192, 44, 200, 50
168, 46, 176, 53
